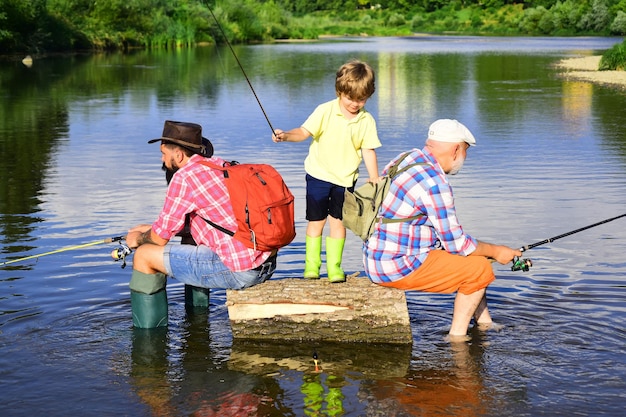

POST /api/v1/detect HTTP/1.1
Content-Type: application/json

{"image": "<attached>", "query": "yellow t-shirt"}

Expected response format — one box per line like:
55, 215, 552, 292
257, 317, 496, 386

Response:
302, 98, 381, 187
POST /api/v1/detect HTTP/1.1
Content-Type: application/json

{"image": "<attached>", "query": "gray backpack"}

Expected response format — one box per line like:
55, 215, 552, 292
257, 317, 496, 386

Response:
342, 152, 424, 241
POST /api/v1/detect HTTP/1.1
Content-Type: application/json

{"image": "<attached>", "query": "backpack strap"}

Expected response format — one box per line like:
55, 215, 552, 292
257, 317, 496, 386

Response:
386, 151, 413, 178
197, 159, 238, 176
202, 218, 235, 236
381, 151, 427, 225
387, 151, 424, 179
195, 160, 237, 236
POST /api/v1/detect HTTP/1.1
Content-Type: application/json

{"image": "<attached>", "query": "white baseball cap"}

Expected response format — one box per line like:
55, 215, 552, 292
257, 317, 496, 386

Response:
427, 119, 476, 146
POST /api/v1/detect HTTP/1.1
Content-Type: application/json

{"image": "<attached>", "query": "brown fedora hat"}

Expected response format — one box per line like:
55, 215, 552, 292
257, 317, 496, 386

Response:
148, 120, 213, 157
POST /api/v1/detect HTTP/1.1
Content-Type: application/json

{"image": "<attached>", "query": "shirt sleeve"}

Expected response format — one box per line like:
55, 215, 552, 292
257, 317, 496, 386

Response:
301, 103, 326, 138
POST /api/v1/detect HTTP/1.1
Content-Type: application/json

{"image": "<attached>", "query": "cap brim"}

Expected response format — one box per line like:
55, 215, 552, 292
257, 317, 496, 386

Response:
429, 137, 476, 146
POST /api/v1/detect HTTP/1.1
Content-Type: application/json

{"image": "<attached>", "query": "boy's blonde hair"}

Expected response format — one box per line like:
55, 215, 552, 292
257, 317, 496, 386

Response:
335, 60, 375, 100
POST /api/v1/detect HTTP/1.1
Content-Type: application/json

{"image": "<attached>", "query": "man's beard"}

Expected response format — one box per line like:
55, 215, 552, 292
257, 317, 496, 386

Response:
448, 156, 465, 176
162, 162, 179, 185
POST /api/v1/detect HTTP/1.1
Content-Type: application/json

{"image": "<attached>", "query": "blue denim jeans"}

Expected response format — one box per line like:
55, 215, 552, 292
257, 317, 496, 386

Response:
163, 244, 276, 289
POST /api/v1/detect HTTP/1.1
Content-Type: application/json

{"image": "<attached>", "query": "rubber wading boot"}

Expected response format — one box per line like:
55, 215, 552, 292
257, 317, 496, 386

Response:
303, 235, 322, 279
326, 237, 346, 283
185, 285, 209, 310
129, 271, 168, 328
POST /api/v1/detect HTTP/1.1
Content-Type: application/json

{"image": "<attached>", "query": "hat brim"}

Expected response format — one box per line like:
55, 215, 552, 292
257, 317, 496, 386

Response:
148, 136, 214, 156
201, 137, 214, 157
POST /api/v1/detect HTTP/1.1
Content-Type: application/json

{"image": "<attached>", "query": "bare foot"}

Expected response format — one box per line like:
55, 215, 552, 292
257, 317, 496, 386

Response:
475, 321, 505, 332
445, 333, 471, 343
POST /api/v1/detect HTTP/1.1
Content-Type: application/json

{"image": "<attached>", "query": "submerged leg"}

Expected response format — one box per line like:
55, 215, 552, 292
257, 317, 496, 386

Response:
449, 288, 487, 336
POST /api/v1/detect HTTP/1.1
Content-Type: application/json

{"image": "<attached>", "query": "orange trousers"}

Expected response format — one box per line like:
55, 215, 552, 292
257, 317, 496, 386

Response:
378, 250, 495, 295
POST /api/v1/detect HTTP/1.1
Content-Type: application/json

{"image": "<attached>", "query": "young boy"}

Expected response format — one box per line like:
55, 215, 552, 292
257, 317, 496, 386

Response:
272, 59, 381, 283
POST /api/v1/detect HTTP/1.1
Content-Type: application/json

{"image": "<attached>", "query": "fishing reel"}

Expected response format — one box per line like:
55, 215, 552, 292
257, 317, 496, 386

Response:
511, 256, 532, 272
111, 242, 132, 269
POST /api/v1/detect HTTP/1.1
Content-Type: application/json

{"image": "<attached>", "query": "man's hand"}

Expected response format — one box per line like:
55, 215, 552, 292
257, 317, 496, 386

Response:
126, 224, 155, 249
491, 245, 522, 265
474, 241, 522, 265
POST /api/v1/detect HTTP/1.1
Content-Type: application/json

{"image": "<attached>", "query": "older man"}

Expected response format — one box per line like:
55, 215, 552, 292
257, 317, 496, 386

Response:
363, 119, 521, 337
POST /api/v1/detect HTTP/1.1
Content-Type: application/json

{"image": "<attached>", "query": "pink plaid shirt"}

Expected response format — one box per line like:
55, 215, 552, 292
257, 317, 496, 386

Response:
152, 154, 269, 271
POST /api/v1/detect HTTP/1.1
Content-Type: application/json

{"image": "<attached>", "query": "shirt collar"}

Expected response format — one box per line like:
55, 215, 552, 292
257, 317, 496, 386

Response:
332, 97, 366, 122
421, 147, 445, 174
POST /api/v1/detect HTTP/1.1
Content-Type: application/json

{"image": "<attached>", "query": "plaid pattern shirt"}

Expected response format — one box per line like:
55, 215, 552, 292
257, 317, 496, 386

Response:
152, 154, 268, 272
363, 148, 477, 283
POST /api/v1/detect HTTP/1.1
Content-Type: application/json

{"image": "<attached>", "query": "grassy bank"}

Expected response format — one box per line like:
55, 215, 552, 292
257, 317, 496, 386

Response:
600, 38, 626, 70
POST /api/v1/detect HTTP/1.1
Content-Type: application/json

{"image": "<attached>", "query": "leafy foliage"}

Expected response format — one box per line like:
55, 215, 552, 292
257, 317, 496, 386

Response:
0, 0, 624, 55
610, 9, 626, 33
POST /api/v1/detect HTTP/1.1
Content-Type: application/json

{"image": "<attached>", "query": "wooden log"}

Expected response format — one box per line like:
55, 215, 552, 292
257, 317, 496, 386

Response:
226, 275, 412, 344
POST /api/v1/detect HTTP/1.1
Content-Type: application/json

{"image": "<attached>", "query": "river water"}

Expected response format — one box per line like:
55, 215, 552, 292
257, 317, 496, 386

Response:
1, 36, 625, 416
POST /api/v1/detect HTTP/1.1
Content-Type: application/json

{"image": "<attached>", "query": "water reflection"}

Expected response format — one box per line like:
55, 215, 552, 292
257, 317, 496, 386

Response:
130, 328, 173, 415
229, 340, 411, 416
129, 327, 519, 417
130, 312, 281, 416
366, 335, 493, 416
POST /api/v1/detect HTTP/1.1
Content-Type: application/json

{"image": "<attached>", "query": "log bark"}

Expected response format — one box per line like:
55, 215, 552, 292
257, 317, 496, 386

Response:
226, 275, 412, 344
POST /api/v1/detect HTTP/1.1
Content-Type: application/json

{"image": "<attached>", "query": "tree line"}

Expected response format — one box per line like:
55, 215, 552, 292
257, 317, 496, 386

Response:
1, 0, 625, 54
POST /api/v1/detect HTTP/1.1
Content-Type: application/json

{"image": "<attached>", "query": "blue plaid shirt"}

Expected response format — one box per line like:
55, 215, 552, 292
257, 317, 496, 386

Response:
363, 148, 477, 283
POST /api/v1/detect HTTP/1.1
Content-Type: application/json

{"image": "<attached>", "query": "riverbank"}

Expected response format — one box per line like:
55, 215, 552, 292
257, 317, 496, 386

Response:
555, 56, 626, 90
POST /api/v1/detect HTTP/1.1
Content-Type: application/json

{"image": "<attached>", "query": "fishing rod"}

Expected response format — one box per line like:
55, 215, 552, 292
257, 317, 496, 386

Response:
1, 236, 126, 267
204, 1, 276, 136
511, 212, 626, 271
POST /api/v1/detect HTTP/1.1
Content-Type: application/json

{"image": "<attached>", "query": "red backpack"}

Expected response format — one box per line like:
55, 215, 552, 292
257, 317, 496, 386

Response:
198, 160, 296, 252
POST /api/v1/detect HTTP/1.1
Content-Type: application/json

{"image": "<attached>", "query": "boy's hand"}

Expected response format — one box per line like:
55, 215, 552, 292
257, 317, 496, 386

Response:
272, 129, 285, 143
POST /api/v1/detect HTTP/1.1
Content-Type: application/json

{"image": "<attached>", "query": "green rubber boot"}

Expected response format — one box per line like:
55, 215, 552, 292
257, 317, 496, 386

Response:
129, 271, 168, 328
303, 235, 322, 279
326, 237, 346, 283
185, 285, 210, 310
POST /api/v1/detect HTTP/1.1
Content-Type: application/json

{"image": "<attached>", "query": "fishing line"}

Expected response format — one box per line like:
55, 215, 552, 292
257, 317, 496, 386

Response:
1, 236, 125, 267
511, 212, 626, 271
204, 1, 276, 135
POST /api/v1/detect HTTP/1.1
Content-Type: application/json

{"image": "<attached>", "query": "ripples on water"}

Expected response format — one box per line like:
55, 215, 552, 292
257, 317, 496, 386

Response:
1, 36, 626, 416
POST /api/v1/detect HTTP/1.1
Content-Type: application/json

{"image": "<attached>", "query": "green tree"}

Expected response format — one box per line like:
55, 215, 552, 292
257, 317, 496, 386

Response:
0, 0, 86, 52
610, 10, 626, 33
550, 0, 585, 31
577, 0, 612, 32
421, 0, 451, 12
518, 6, 548, 33
610, 0, 626, 14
